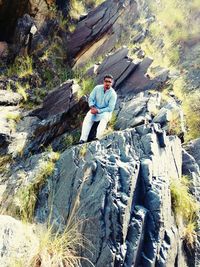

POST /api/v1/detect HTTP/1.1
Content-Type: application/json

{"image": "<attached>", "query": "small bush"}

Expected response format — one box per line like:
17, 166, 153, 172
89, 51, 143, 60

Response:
7, 56, 33, 78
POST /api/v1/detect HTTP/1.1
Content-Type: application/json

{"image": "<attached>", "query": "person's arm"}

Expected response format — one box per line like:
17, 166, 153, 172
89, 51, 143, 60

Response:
97, 92, 117, 113
88, 86, 97, 108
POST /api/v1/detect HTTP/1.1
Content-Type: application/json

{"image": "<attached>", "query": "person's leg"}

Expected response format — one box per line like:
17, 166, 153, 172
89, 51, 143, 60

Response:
96, 112, 111, 140
80, 111, 95, 142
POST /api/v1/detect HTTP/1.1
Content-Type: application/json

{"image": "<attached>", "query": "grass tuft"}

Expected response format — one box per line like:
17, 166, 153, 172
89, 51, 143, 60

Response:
170, 176, 199, 249
14, 152, 60, 222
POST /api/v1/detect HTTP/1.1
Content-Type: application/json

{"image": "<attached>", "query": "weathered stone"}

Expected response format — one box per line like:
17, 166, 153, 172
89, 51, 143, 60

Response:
35, 127, 187, 266
0, 106, 20, 154
117, 57, 159, 95
0, 90, 23, 106
153, 101, 186, 139
32, 80, 79, 119
0, 215, 38, 267
95, 49, 168, 96
27, 80, 88, 152
184, 138, 200, 168
182, 148, 200, 267
68, 0, 139, 66
115, 91, 161, 130
12, 13, 36, 57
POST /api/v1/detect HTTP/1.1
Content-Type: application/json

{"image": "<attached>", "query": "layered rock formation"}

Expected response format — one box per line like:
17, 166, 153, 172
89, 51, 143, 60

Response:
0, 0, 199, 266
67, 0, 138, 66
182, 139, 200, 267
36, 124, 187, 266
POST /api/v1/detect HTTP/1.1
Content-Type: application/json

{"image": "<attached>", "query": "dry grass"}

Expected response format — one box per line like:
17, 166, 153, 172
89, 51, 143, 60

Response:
30, 221, 93, 267
14, 152, 60, 222
0, 155, 13, 174
182, 91, 200, 141
30, 167, 94, 267
170, 176, 199, 249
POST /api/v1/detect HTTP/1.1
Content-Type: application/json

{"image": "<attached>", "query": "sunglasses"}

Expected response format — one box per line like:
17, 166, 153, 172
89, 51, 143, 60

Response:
104, 80, 112, 83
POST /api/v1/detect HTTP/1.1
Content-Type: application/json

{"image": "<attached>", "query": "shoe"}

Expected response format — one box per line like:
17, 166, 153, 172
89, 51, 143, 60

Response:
78, 140, 85, 144
92, 137, 99, 141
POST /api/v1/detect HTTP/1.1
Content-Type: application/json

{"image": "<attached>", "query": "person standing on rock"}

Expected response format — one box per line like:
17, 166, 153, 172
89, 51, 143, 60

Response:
79, 74, 117, 144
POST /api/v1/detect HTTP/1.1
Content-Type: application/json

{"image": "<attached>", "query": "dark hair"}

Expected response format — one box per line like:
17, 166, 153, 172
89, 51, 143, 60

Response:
104, 74, 114, 80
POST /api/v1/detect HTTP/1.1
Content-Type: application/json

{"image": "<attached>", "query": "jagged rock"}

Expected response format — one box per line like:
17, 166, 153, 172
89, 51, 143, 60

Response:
95, 48, 168, 95
32, 80, 80, 119
27, 80, 88, 152
36, 126, 187, 266
12, 14, 36, 57
132, 30, 147, 43
0, 90, 23, 106
183, 139, 200, 266
184, 138, 200, 168
153, 101, 186, 139
115, 91, 161, 130
0, 106, 20, 154
182, 148, 200, 267
68, 0, 138, 66
0, 215, 38, 267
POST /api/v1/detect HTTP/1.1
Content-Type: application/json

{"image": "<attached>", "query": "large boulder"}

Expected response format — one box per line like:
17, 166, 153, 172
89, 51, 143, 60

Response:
36, 125, 187, 266
27, 80, 88, 152
94, 48, 169, 96
115, 91, 161, 130
67, 0, 139, 66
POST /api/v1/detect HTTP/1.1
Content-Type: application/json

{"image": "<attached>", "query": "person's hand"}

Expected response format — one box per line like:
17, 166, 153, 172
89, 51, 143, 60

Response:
90, 107, 98, 114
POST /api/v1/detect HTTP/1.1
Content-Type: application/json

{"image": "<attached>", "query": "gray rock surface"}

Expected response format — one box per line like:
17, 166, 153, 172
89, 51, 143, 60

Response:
28, 80, 88, 152
95, 48, 169, 96
68, 0, 139, 66
153, 101, 185, 137
36, 126, 187, 266
115, 91, 161, 130
0, 90, 23, 106
0, 106, 20, 155
184, 138, 200, 168
182, 145, 200, 267
0, 215, 38, 267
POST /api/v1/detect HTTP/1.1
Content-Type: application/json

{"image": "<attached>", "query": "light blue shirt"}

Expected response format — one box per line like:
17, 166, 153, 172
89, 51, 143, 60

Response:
88, 84, 117, 114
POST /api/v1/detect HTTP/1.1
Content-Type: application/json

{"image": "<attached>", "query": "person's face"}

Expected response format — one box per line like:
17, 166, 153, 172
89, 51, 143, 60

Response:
104, 78, 113, 90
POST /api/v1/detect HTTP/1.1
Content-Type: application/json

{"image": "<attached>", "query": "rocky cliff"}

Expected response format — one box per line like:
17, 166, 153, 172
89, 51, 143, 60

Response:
0, 0, 199, 266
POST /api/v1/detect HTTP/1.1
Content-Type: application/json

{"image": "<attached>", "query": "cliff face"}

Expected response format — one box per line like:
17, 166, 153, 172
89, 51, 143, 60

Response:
0, 0, 199, 266
36, 126, 187, 267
